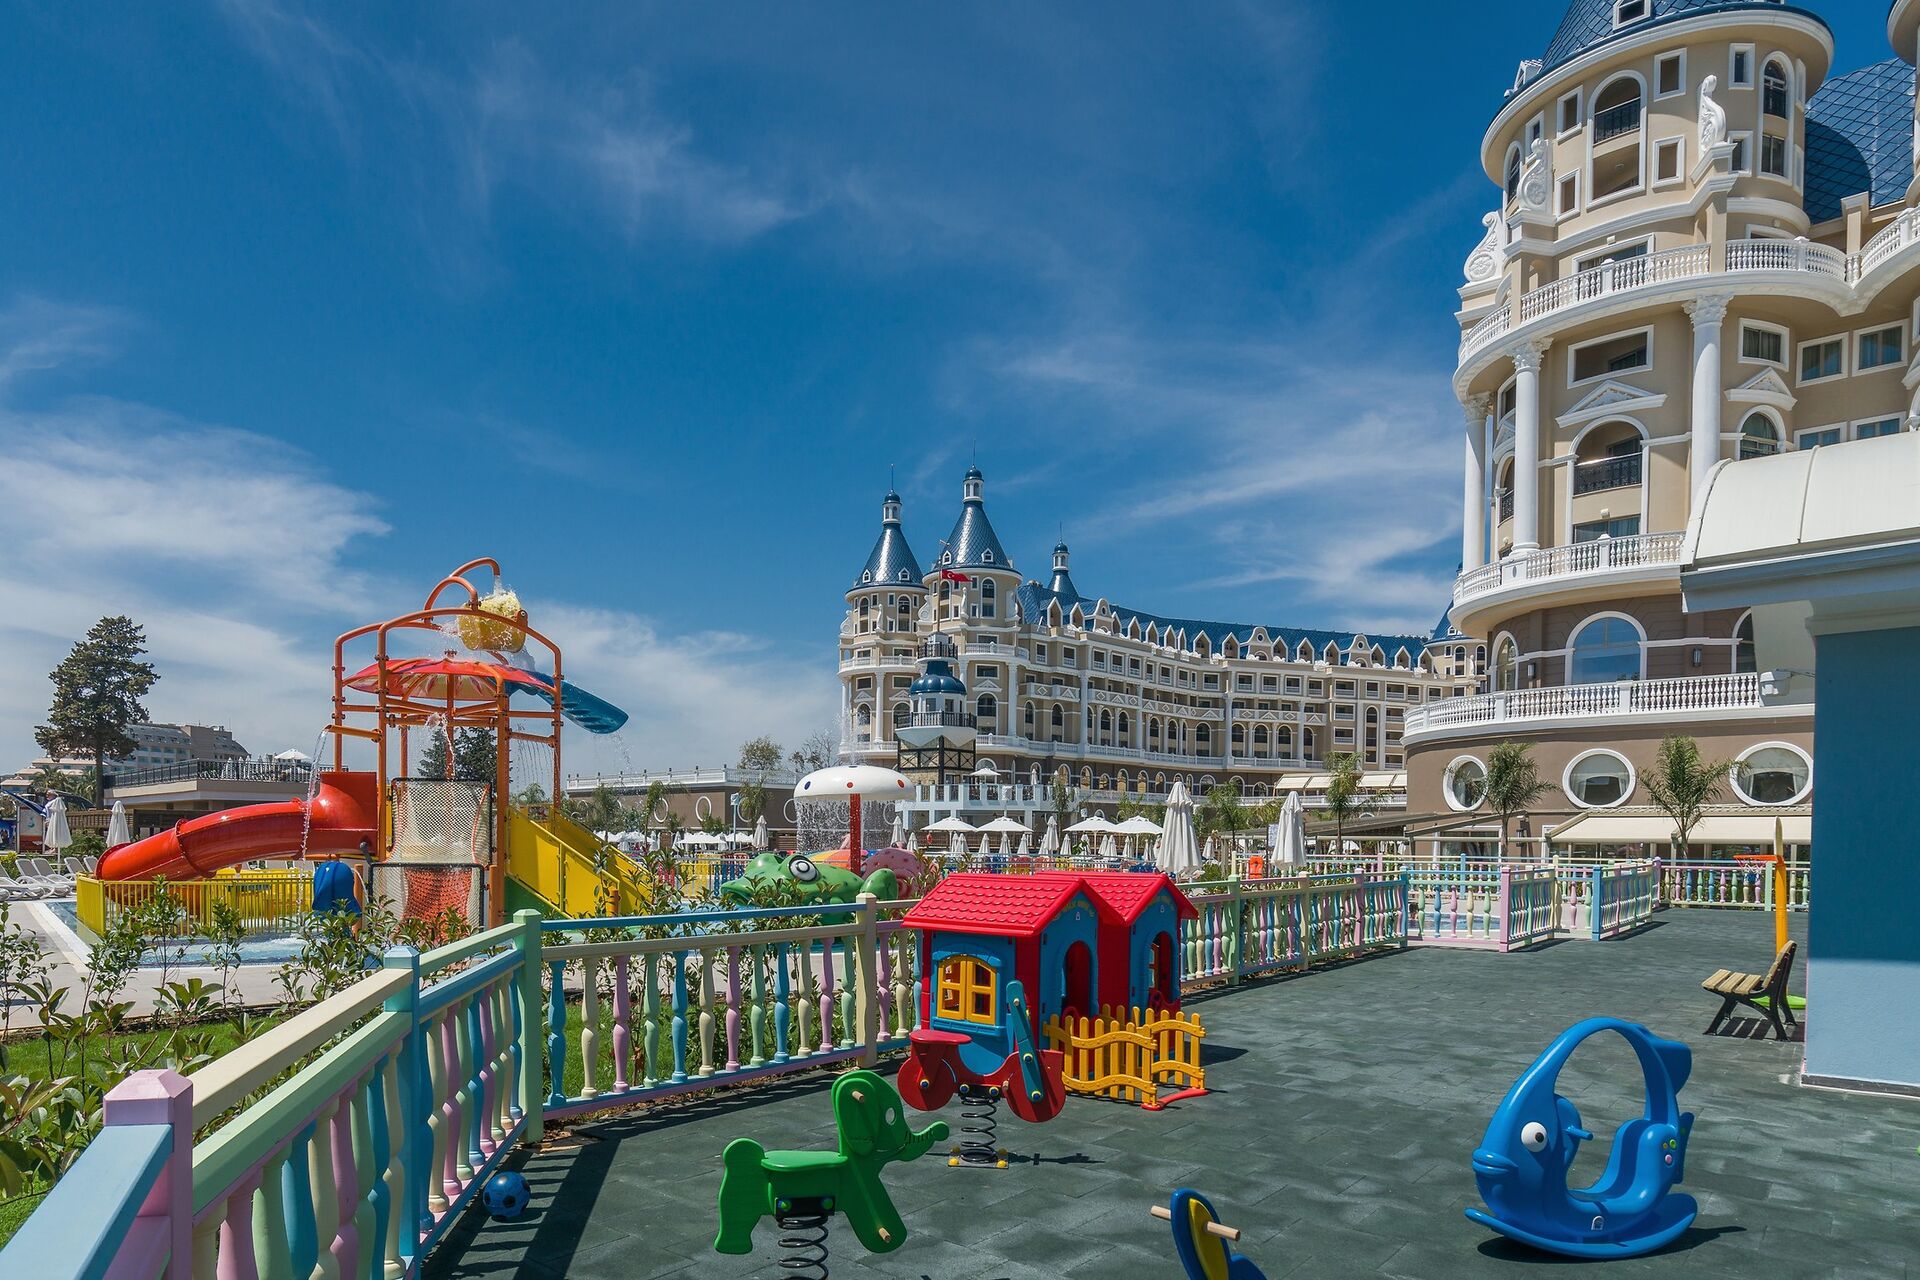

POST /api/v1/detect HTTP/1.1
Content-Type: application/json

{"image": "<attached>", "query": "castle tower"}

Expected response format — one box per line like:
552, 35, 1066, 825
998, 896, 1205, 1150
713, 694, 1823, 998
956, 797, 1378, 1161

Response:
1048, 541, 1080, 600
842, 489, 927, 755
929, 466, 1021, 632
895, 632, 977, 785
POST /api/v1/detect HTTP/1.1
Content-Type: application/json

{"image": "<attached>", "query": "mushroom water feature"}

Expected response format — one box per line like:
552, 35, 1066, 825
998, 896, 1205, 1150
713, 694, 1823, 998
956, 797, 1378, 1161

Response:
793, 764, 913, 878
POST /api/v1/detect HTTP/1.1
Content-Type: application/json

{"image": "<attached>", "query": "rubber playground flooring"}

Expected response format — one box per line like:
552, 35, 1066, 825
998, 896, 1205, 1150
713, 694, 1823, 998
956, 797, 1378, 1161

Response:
423, 910, 1917, 1279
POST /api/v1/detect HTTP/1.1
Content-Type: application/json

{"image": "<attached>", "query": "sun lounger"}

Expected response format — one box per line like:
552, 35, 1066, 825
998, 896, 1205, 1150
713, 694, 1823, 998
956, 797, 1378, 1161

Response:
1702, 940, 1797, 1040
22, 858, 73, 895
0, 872, 45, 901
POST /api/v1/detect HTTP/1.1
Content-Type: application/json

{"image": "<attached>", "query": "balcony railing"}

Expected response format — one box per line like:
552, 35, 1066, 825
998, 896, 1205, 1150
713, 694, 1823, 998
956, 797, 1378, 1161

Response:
1592, 98, 1643, 143
1497, 487, 1514, 522
1403, 672, 1767, 738
1725, 237, 1851, 280
1454, 531, 1684, 605
1517, 245, 1708, 326
1572, 452, 1641, 495
107, 756, 312, 790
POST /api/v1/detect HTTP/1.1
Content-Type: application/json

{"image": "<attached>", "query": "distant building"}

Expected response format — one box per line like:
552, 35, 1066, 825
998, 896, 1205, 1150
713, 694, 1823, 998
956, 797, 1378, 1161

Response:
3, 722, 249, 790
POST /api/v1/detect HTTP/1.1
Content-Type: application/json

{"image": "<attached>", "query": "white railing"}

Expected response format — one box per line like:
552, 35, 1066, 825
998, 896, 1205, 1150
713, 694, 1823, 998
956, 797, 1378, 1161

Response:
566, 765, 803, 792
1519, 244, 1709, 325
1403, 672, 1763, 737
1454, 531, 1684, 603
1460, 308, 1511, 360
838, 653, 916, 672
1726, 237, 1850, 280
1857, 207, 1920, 280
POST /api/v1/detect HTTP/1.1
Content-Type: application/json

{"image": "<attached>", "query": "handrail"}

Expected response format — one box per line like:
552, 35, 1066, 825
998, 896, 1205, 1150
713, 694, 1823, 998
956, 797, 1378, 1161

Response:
2, 1122, 174, 1280
1454, 531, 1683, 602
1405, 671, 1762, 736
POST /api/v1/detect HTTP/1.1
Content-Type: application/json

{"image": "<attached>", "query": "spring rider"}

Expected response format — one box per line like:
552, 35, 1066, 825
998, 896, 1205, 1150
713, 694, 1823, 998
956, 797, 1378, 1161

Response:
1151, 1189, 1266, 1279
715, 1069, 946, 1274
898, 979, 1066, 1168
1466, 1017, 1697, 1259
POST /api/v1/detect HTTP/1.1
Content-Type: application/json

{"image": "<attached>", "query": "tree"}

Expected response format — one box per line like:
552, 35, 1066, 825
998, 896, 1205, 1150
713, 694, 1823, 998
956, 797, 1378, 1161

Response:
1049, 774, 1075, 836
35, 616, 158, 790
1484, 742, 1552, 860
1321, 754, 1364, 859
23, 762, 90, 802
738, 736, 784, 776
797, 729, 839, 770
415, 728, 497, 783
737, 781, 766, 827
639, 780, 668, 831
1196, 782, 1245, 850
1643, 735, 1733, 859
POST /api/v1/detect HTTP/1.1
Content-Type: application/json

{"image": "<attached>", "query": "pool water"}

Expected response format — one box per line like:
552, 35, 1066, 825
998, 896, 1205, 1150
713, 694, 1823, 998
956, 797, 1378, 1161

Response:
43, 899, 304, 966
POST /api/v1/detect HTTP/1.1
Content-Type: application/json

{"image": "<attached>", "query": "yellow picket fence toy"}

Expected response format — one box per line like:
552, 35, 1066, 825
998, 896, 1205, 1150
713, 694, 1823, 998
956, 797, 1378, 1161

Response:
1042, 1004, 1207, 1111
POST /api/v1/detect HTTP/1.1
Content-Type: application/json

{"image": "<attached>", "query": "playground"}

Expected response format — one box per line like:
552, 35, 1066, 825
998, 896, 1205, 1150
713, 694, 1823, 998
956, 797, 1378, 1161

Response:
417, 910, 1914, 1280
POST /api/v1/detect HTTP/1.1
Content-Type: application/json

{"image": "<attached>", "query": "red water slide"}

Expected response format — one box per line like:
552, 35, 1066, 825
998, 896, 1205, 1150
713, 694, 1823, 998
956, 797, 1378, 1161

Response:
95, 771, 380, 882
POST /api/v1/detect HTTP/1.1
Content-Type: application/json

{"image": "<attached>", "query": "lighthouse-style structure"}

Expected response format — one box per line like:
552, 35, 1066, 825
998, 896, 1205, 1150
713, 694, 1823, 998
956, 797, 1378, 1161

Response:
896, 632, 976, 784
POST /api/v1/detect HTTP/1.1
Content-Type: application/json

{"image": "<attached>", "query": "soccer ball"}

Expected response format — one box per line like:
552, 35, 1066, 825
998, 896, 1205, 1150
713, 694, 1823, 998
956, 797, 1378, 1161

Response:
482, 1171, 531, 1221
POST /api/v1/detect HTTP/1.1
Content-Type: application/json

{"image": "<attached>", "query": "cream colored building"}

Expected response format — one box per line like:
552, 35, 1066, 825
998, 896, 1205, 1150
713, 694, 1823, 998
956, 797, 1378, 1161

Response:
842, 470, 1479, 810
1406, 0, 1920, 842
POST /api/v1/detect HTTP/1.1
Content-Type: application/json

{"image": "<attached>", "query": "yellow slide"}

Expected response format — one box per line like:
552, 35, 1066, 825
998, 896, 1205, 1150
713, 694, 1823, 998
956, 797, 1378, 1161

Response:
504, 806, 659, 919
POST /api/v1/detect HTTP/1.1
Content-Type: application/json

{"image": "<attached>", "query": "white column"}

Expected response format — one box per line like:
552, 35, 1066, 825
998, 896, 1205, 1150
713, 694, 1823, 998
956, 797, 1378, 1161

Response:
1461, 396, 1490, 570
1508, 343, 1547, 555
1687, 294, 1731, 501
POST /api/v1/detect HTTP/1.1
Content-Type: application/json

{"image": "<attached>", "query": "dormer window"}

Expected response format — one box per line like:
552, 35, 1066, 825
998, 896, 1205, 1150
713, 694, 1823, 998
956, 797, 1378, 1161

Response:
981, 550, 993, 563
1613, 0, 1648, 25
898, 569, 910, 582
862, 571, 873, 583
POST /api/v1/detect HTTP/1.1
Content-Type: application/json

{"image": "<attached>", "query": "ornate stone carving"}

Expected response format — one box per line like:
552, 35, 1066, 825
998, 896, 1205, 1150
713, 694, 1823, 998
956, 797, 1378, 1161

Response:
1518, 139, 1552, 213
1465, 212, 1510, 283
1684, 294, 1732, 328
1699, 75, 1728, 150
1463, 395, 1492, 425
1508, 339, 1551, 375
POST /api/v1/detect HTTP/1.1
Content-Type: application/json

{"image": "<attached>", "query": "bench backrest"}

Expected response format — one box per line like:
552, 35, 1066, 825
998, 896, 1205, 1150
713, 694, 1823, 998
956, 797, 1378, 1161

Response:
1763, 940, 1797, 993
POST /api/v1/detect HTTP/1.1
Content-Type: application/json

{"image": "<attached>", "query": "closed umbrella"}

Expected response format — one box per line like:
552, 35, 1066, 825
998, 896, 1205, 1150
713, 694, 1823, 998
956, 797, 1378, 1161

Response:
1156, 780, 1201, 876
1275, 792, 1308, 867
889, 808, 907, 848
752, 815, 770, 849
44, 796, 72, 855
997, 832, 1012, 857
1098, 834, 1118, 860
106, 800, 132, 849
1016, 832, 1031, 857
976, 834, 993, 858
1039, 815, 1060, 856
948, 831, 967, 856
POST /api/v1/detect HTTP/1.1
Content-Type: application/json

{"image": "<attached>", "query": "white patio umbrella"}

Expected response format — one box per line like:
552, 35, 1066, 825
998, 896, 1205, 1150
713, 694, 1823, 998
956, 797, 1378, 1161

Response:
752, 814, 770, 849
1039, 815, 1061, 856
1275, 792, 1308, 867
1064, 815, 1116, 835
1116, 815, 1163, 837
997, 832, 1013, 857
971, 761, 1000, 779
980, 815, 1030, 835
273, 748, 311, 761
948, 831, 967, 856
106, 800, 132, 848
1156, 780, 1201, 876
1016, 831, 1032, 857
1098, 834, 1118, 860
888, 808, 907, 848
925, 815, 977, 834
43, 796, 72, 856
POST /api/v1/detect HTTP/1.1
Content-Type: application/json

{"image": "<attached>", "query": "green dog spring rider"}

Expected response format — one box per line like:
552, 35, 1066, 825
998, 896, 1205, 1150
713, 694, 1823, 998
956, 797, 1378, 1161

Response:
715, 1069, 947, 1274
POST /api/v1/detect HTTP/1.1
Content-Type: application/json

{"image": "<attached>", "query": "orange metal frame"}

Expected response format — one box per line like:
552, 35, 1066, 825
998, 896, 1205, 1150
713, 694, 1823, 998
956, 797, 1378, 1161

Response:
329, 558, 565, 921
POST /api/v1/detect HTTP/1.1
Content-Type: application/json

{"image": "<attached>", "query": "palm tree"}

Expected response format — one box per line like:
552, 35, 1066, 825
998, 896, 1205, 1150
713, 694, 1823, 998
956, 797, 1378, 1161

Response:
1643, 735, 1733, 860
1321, 753, 1364, 860
1484, 742, 1552, 860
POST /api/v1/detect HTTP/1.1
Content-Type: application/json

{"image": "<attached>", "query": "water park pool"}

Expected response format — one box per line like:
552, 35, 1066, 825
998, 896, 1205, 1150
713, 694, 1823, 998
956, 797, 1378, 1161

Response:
44, 899, 305, 966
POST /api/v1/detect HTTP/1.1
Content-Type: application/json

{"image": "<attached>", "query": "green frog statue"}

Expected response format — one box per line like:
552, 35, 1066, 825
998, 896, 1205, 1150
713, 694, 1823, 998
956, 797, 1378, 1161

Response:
717, 850, 899, 905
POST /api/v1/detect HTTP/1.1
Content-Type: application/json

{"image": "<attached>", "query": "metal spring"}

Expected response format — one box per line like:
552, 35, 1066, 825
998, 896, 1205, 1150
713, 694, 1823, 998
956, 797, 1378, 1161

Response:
773, 1207, 830, 1278
949, 1082, 1008, 1169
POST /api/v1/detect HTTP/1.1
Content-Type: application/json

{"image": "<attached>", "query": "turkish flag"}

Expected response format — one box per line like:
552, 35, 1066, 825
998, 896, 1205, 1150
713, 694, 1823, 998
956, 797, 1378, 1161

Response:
939, 569, 973, 584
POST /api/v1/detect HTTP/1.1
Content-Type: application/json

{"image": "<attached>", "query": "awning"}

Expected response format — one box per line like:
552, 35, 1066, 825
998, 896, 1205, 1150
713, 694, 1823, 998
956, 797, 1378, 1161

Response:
1360, 772, 1407, 790
1548, 810, 1811, 846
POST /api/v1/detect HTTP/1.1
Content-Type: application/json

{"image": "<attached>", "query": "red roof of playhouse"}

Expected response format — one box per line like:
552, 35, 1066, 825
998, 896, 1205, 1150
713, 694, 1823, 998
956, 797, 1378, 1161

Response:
903, 873, 1092, 938
1031, 871, 1199, 925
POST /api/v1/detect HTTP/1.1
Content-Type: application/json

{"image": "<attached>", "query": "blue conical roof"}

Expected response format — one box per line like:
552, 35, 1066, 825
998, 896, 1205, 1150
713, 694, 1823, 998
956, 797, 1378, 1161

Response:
939, 471, 1014, 572
1540, 2, 1825, 76
1048, 543, 1080, 600
853, 492, 924, 590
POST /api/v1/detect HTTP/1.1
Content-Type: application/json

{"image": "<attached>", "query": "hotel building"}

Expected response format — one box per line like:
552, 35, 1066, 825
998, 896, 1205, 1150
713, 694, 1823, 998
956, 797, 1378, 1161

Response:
1406, 0, 1920, 843
840, 471, 1480, 813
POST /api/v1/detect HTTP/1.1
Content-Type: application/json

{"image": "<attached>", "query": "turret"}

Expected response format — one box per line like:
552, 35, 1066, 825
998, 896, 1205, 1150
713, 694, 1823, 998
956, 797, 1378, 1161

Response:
1048, 542, 1080, 601
851, 490, 925, 594
932, 467, 1019, 625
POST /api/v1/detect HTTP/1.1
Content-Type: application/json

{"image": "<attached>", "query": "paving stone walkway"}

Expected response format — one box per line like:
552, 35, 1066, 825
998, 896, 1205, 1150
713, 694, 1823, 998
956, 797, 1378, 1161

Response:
424, 910, 1916, 1279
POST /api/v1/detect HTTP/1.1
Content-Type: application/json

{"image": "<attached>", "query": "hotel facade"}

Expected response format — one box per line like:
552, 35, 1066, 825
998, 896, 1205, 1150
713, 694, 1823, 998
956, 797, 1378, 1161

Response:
1405, 0, 1920, 842
840, 471, 1481, 811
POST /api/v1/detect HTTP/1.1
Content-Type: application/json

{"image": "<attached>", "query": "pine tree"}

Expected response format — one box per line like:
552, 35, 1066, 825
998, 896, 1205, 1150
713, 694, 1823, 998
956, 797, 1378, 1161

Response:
35, 616, 158, 790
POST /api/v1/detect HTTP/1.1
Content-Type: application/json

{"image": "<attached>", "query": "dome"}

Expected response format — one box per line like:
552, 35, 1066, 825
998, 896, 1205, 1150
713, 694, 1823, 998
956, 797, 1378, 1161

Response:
909, 666, 967, 697
1540, 2, 1827, 78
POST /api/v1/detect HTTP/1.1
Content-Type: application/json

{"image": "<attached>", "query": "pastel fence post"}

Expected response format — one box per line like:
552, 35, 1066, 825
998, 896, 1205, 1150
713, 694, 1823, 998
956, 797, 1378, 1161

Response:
1396, 873, 1411, 949
1497, 864, 1514, 953
854, 893, 882, 1067
1225, 879, 1245, 984
1590, 866, 1604, 942
381, 944, 426, 1274
514, 909, 545, 1144
110, 1068, 193, 1280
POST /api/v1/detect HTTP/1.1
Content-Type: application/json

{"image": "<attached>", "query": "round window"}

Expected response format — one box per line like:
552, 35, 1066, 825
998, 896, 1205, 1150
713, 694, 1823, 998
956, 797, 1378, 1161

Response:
1735, 743, 1811, 805
1565, 750, 1634, 808
1445, 757, 1487, 811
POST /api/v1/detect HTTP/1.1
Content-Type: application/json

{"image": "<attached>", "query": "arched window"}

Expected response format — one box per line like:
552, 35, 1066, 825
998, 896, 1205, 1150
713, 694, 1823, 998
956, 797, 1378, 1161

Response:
1492, 636, 1520, 692
1277, 727, 1292, 749
1763, 58, 1789, 118
1734, 613, 1757, 674
979, 578, 997, 619
1099, 709, 1113, 733
1023, 701, 1036, 728
1117, 712, 1130, 736
1568, 615, 1644, 684
858, 597, 871, 615
1196, 724, 1212, 747
1593, 76, 1643, 142
855, 704, 873, 727
1741, 412, 1781, 459
976, 693, 997, 724
1504, 145, 1523, 203
1253, 726, 1269, 750
891, 702, 910, 730
1050, 705, 1064, 730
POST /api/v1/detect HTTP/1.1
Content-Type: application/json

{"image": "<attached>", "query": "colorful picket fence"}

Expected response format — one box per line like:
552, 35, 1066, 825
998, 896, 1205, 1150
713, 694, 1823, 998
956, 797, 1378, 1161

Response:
1661, 858, 1809, 911
1042, 1005, 1206, 1110
1403, 862, 1657, 949
1184, 874, 1410, 984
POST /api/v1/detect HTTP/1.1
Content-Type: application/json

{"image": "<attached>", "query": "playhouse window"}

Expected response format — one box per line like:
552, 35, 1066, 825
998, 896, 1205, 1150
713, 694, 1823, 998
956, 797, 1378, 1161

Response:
936, 957, 997, 1025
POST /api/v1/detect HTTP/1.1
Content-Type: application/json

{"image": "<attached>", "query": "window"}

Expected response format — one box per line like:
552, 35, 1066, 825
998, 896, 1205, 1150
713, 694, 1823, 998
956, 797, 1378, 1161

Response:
1576, 239, 1650, 274
1566, 750, 1635, 808
1492, 636, 1519, 692
1760, 134, 1788, 179
1734, 613, 1756, 674
1568, 615, 1643, 684
1740, 322, 1787, 367
1856, 417, 1903, 440
1654, 137, 1683, 185
1570, 329, 1651, 384
1763, 60, 1789, 118
1614, 0, 1647, 23
975, 694, 996, 723
1730, 133, 1751, 174
1574, 515, 1642, 541
1796, 426, 1842, 450
979, 578, 997, 619
1734, 743, 1811, 805
936, 957, 997, 1025
1740, 412, 1781, 459
1857, 324, 1905, 372
1505, 146, 1523, 203
1592, 77, 1644, 144
1445, 757, 1487, 811
1527, 115, 1544, 148
1730, 47, 1753, 88
1557, 172, 1580, 215
1558, 89, 1583, 136
1656, 52, 1684, 98
1798, 336, 1846, 384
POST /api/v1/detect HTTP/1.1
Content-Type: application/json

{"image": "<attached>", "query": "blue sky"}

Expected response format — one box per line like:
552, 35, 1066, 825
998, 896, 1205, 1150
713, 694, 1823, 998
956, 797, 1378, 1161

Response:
0, 1, 1895, 775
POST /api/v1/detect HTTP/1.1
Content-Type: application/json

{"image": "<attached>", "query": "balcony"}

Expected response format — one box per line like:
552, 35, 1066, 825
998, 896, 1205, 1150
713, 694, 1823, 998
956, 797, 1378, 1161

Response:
1592, 98, 1642, 143
905, 710, 977, 730
1571, 452, 1641, 495
1497, 487, 1514, 522
1401, 672, 1791, 743
1454, 531, 1683, 624
838, 653, 916, 674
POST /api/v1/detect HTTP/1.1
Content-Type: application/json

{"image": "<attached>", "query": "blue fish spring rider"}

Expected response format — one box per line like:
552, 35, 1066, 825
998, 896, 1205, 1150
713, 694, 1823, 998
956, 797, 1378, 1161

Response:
1466, 1018, 1696, 1259
1152, 1189, 1266, 1279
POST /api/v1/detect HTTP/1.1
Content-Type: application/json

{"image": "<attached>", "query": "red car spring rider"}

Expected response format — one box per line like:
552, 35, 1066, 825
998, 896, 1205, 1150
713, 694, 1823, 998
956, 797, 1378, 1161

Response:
899, 979, 1065, 1167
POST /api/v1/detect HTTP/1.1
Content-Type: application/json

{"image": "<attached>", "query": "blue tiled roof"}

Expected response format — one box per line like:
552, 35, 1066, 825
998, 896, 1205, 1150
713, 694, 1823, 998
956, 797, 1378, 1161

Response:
1806, 59, 1915, 223
1540, 2, 1825, 76
853, 495, 923, 590
1014, 581, 1428, 663
1048, 543, 1080, 600
940, 496, 1014, 571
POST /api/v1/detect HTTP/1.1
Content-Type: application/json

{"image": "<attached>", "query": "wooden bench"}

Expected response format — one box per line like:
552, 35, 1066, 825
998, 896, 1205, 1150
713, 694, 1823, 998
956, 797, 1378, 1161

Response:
1702, 940, 1797, 1040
